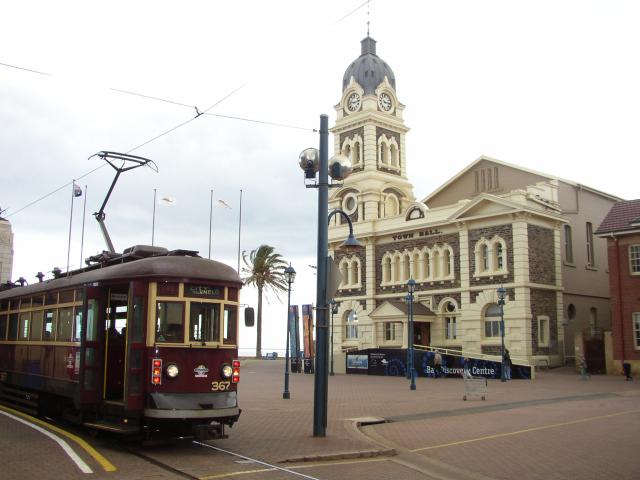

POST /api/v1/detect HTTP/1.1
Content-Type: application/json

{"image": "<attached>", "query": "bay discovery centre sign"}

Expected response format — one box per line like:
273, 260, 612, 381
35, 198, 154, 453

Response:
346, 348, 532, 380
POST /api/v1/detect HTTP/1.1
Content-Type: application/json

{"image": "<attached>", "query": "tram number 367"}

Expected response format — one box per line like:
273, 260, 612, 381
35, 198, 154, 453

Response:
211, 381, 231, 391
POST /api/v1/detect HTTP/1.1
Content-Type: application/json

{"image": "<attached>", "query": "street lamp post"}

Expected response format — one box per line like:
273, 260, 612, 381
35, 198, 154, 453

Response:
283, 264, 296, 399
407, 279, 416, 391
497, 286, 507, 383
330, 300, 338, 376
298, 114, 360, 437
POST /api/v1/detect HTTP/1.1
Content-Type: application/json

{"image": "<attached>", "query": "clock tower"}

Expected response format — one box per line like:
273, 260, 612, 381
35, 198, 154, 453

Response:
329, 36, 415, 224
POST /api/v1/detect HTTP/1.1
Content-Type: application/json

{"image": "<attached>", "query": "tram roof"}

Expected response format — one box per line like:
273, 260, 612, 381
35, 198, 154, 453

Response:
0, 255, 242, 299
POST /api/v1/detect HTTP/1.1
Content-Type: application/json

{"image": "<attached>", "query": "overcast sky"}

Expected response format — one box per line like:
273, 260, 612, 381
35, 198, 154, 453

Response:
2, 1, 639, 355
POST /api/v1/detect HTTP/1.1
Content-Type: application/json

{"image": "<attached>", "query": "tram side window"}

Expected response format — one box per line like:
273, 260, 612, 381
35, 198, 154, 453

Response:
8, 313, 19, 340
57, 307, 74, 342
156, 302, 184, 343
43, 309, 57, 340
86, 299, 99, 341
0, 314, 7, 340
73, 308, 83, 342
19, 312, 31, 340
30, 311, 44, 341
190, 302, 220, 343
223, 305, 237, 345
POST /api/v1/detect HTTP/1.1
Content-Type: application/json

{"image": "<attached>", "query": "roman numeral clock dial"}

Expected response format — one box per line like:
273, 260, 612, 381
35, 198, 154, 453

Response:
347, 92, 361, 112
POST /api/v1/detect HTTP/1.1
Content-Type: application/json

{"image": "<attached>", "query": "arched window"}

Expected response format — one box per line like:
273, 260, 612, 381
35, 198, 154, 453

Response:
350, 259, 360, 286
481, 244, 489, 272
484, 304, 502, 338
393, 254, 401, 284
432, 249, 441, 279
412, 252, 420, 280
390, 142, 399, 167
474, 236, 508, 277
444, 249, 451, 276
353, 140, 361, 165
403, 253, 411, 281
339, 260, 349, 288
423, 250, 431, 279
379, 141, 387, 164
382, 255, 392, 284
441, 300, 458, 340
345, 310, 358, 339
495, 242, 504, 270
343, 144, 351, 161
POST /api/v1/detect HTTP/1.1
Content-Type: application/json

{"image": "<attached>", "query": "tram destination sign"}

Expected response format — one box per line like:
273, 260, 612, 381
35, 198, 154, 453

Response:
185, 284, 224, 299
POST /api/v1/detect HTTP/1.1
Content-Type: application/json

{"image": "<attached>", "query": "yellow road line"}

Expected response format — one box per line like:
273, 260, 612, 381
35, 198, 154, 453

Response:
0, 404, 117, 472
411, 409, 640, 452
200, 468, 277, 479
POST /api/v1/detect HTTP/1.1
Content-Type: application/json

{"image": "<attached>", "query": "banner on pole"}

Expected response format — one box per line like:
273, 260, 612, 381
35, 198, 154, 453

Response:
289, 305, 300, 359
301, 304, 314, 358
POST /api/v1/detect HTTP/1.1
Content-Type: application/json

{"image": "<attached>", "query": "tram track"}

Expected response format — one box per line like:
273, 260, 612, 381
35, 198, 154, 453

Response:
124, 440, 323, 480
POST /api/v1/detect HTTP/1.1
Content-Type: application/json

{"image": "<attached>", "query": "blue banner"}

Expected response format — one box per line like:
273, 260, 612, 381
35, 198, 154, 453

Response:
347, 349, 531, 379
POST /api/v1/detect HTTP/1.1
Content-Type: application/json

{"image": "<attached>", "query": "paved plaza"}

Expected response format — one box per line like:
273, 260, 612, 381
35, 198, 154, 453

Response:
2, 359, 639, 479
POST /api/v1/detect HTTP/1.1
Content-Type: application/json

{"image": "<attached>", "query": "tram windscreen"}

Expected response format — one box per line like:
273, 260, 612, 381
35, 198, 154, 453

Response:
190, 302, 220, 343
156, 301, 184, 343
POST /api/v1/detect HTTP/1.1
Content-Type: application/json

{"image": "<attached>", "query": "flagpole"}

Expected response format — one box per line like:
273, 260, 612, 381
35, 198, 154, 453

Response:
151, 188, 157, 246
66, 180, 76, 275
79, 185, 88, 268
208, 189, 213, 259
237, 189, 243, 273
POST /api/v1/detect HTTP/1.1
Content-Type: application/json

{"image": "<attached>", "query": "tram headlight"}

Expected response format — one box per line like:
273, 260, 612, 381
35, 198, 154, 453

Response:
221, 364, 233, 379
166, 363, 179, 378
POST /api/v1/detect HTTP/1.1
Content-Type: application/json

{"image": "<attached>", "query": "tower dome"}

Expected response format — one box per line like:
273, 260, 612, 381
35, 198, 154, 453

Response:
342, 36, 396, 95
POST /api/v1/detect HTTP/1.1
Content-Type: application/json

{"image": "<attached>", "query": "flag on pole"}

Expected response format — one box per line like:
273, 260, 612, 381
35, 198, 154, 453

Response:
159, 196, 176, 206
217, 200, 232, 209
73, 183, 83, 197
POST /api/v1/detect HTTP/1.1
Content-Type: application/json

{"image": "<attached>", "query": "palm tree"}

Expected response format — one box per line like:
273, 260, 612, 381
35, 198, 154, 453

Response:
242, 245, 288, 358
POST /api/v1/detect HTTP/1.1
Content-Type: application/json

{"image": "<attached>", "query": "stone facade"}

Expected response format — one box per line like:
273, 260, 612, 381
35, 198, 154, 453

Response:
528, 225, 556, 285
327, 36, 616, 370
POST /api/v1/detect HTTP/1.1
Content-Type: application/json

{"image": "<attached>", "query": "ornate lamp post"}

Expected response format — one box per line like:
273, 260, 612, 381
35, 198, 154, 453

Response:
298, 115, 361, 437
283, 264, 296, 399
330, 300, 338, 376
407, 278, 416, 391
497, 286, 507, 382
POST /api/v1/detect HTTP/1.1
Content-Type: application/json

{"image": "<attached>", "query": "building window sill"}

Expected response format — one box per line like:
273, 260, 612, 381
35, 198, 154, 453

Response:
585, 265, 598, 271
563, 261, 576, 268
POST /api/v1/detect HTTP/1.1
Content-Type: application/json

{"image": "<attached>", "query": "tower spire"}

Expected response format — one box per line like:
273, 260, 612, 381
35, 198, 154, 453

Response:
366, 0, 371, 36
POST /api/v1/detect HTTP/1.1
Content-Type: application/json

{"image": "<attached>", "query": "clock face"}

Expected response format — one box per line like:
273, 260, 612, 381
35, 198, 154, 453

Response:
347, 92, 361, 112
378, 92, 392, 111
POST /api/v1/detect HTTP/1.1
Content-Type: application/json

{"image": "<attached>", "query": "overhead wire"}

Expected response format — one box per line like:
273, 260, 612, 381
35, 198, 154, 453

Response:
2, 0, 370, 218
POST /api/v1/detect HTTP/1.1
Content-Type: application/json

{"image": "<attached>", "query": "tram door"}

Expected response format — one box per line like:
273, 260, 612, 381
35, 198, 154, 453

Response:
104, 286, 129, 401
80, 286, 107, 404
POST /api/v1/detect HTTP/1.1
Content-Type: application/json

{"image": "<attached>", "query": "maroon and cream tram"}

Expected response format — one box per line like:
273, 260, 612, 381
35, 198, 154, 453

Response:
0, 245, 250, 440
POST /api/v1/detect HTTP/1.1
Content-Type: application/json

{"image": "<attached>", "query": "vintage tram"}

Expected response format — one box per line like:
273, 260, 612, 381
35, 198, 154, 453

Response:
0, 245, 249, 440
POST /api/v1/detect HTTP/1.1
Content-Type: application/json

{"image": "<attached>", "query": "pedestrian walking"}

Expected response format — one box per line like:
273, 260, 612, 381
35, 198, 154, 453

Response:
463, 357, 472, 379
579, 356, 590, 380
434, 351, 443, 378
623, 362, 632, 381
503, 349, 512, 380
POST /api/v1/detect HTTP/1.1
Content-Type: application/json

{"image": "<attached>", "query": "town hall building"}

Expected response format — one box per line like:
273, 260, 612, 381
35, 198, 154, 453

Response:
328, 36, 620, 370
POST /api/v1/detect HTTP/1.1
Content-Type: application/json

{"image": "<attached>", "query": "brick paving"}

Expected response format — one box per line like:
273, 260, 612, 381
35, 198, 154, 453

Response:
219, 360, 640, 479
2, 360, 639, 479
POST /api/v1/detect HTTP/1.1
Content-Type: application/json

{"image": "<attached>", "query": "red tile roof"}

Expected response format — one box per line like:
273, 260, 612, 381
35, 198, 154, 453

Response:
595, 199, 640, 234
